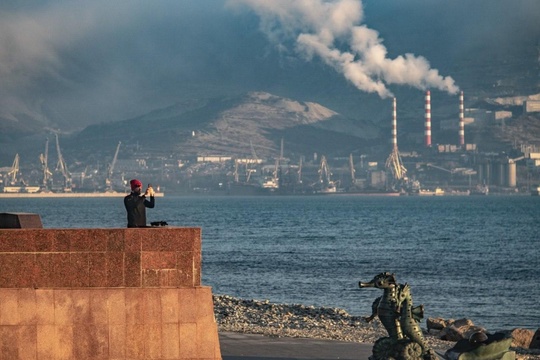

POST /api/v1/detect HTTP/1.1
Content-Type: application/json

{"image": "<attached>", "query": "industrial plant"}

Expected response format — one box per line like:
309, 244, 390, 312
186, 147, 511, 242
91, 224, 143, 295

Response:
1, 91, 540, 197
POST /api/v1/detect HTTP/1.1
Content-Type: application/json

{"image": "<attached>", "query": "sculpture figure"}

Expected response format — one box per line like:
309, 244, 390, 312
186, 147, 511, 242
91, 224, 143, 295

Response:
444, 332, 515, 360
359, 272, 437, 360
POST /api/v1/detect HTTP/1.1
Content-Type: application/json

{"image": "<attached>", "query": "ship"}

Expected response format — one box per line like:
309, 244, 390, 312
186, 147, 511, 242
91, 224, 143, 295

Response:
417, 187, 445, 196
316, 182, 338, 194
445, 189, 471, 196
342, 189, 402, 196
470, 184, 489, 196
2, 186, 41, 194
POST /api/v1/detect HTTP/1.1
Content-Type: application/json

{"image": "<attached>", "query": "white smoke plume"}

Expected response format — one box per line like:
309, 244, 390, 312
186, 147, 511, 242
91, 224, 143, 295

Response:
229, 0, 459, 98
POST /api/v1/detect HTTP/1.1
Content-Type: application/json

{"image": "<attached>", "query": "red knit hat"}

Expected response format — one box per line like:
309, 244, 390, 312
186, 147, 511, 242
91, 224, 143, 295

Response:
130, 179, 142, 190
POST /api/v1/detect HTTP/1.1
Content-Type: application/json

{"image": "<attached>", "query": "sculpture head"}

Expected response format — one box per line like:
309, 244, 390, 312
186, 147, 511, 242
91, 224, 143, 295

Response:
359, 272, 397, 289
469, 331, 488, 344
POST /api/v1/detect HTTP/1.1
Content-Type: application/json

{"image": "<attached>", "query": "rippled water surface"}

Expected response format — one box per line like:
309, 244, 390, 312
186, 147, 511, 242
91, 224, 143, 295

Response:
1, 195, 539, 331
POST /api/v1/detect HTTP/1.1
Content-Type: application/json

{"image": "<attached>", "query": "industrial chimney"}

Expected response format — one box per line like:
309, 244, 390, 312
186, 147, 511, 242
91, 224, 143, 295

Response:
392, 97, 397, 150
425, 90, 432, 147
459, 91, 465, 147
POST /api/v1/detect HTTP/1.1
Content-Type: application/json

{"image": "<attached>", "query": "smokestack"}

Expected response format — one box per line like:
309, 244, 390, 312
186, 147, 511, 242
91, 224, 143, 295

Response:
392, 97, 397, 150
425, 90, 432, 147
459, 91, 465, 147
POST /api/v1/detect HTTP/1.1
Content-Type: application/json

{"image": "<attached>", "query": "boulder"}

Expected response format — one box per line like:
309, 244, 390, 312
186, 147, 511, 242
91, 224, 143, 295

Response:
439, 318, 486, 342
428, 317, 453, 331
504, 329, 534, 349
530, 328, 540, 349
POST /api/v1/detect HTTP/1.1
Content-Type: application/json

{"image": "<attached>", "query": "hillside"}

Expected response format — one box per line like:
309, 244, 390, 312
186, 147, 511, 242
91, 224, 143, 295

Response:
65, 92, 383, 162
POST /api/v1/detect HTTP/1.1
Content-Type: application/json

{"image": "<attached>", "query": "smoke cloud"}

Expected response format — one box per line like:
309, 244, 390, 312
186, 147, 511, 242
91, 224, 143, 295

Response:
228, 0, 459, 98
0, 0, 538, 136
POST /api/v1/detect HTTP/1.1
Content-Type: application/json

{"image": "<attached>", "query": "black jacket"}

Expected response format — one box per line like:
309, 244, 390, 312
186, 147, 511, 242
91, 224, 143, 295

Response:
124, 193, 155, 227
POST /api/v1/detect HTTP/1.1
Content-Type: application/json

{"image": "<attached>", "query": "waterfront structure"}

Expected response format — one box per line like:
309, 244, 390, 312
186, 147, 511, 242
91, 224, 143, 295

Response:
459, 91, 465, 147
0, 219, 221, 359
385, 98, 408, 188
425, 90, 432, 147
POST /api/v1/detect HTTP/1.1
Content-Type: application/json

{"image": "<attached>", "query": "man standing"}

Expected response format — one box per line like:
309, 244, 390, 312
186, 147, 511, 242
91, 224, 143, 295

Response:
124, 179, 155, 228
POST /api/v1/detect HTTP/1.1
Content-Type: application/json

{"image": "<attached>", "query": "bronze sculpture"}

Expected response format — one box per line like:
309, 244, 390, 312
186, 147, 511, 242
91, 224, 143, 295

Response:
444, 332, 515, 360
359, 272, 437, 360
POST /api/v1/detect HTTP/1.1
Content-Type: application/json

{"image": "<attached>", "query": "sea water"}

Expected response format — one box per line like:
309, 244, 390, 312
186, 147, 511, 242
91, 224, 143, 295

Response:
1, 195, 538, 331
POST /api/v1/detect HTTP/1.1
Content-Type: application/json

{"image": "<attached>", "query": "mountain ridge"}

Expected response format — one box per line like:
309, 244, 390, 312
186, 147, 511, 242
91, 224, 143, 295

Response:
1, 89, 539, 169
59, 92, 382, 163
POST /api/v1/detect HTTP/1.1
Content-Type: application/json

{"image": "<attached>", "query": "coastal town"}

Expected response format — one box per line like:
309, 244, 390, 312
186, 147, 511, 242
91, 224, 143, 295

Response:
2, 92, 540, 197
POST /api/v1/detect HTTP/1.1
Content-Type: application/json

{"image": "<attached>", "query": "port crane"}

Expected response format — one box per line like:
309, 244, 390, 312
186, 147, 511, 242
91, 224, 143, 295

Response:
298, 157, 303, 184
233, 160, 239, 183
385, 148, 408, 185
243, 140, 259, 183
385, 97, 409, 191
7, 154, 20, 185
261, 158, 279, 189
105, 141, 121, 191
426, 163, 455, 174
55, 134, 72, 190
39, 138, 53, 190
349, 154, 356, 183
317, 156, 337, 192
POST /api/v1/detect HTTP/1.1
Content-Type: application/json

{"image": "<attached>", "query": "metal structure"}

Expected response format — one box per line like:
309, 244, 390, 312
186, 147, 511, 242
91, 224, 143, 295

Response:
385, 98, 408, 188
249, 140, 259, 162
55, 134, 72, 190
7, 154, 20, 185
105, 141, 121, 191
39, 138, 53, 190
425, 90, 432, 147
459, 91, 465, 147
317, 156, 337, 193
297, 157, 303, 184
261, 158, 279, 190
349, 154, 356, 183
233, 160, 240, 183
359, 272, 437, 360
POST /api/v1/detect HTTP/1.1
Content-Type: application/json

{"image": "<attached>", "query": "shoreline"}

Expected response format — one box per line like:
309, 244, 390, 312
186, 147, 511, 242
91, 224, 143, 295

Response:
213, 294, 540, 359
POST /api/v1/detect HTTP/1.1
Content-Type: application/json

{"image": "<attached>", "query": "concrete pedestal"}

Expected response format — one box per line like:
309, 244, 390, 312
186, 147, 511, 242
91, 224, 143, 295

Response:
0, 227, 221, 359
0, 212, 43, 228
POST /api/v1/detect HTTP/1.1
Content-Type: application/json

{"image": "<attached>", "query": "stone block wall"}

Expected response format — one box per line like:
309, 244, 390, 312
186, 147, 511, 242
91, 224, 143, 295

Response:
0, 227, 221, 359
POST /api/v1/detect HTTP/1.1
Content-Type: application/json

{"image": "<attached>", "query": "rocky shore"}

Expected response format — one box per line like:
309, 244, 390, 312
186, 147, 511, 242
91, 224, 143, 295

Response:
213, 294, 540, 360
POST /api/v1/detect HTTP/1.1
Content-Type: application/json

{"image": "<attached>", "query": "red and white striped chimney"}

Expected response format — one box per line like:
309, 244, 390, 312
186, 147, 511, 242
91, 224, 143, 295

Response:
459, 91, 465, 147
425, 90, 432, 147
392, 97, 397, 150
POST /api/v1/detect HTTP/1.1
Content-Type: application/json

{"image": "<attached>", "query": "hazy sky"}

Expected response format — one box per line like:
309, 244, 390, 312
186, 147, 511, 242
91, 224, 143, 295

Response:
0, 0, 538, 131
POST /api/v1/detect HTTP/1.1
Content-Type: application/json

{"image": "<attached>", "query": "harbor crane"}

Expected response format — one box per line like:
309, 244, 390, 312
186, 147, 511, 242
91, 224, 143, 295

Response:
249, 140, 259, 162
317, 155, 337, 192
7, 154, 20, 185
233, 160, 239, 183
426, 163, 454, 173
105, 141, 121, 191
385, 97, 409, 191
246, 140, 259, 183
55, 134, 72, 190
298, 157, 303, 184
349, 154, 356, 182
39, 138, 53, 190
385, 148, 408, 184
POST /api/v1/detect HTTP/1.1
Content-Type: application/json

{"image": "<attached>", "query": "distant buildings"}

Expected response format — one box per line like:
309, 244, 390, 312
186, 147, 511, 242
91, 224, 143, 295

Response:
524, 100, 540, 113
